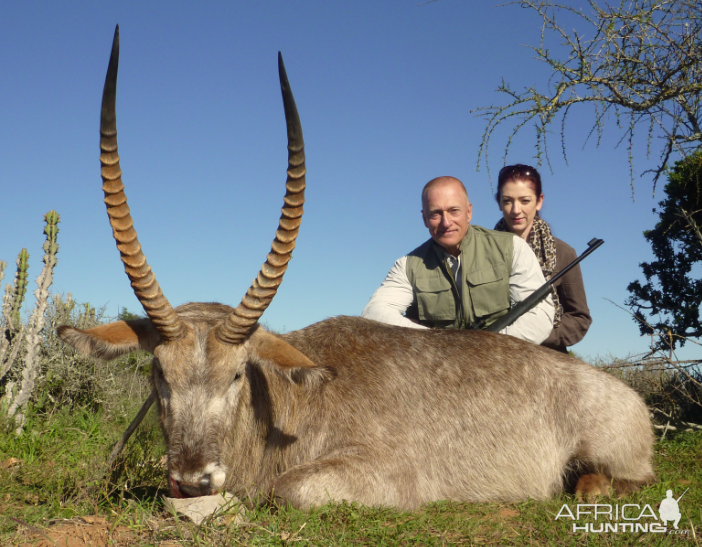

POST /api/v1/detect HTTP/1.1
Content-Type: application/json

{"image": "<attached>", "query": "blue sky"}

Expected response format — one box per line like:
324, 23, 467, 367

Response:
0, 0, 695, 361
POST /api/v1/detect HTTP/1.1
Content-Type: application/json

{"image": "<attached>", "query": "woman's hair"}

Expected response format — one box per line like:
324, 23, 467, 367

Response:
495, 164, 543, 203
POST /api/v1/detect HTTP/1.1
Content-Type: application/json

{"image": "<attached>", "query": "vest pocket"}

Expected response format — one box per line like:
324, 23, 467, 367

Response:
465, 263, 510, 318
414, 275, 456, 321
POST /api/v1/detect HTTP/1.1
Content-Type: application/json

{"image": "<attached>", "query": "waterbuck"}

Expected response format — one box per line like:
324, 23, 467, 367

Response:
58, 27, 655, 510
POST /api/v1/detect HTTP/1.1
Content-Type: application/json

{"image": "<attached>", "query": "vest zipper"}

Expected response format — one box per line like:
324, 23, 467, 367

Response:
443, 258, 466, 329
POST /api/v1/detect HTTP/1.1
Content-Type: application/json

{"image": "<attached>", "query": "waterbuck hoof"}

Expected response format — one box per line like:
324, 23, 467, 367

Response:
575, 474, 611, 501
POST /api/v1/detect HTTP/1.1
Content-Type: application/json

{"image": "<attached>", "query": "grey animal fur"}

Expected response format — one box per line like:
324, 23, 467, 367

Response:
58, 302, 654, 510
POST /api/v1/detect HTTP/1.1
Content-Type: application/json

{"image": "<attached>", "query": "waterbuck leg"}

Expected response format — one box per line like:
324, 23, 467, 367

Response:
271, 451, 420, 510
105, 390, 156, 468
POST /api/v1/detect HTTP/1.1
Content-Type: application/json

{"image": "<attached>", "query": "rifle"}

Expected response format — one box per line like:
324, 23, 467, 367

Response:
676, 487, 689, 503
472, 238, 604, 333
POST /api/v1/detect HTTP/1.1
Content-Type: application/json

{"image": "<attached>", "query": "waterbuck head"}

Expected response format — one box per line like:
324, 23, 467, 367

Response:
57, 26, 315, 498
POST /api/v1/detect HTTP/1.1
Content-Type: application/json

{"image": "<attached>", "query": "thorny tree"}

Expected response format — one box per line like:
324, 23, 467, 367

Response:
473, 0, 702, 194
625, 151, 702, 422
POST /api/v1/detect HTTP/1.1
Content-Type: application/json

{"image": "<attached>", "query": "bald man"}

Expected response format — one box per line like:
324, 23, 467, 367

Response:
362, 176, 554, 344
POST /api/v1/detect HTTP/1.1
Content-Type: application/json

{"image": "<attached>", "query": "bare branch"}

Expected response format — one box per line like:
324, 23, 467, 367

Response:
679, 206, 702, 246
474, 0, 702, 193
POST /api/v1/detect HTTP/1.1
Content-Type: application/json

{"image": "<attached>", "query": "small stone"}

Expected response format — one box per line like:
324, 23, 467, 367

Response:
163, 493, 245, 526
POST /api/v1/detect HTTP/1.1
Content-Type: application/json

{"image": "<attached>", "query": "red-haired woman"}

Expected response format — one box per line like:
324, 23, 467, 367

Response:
494, 164, 591, 353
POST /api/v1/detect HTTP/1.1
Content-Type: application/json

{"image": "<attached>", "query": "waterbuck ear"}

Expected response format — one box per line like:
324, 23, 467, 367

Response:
57, 319, 161, 360
250, 329, 317, 369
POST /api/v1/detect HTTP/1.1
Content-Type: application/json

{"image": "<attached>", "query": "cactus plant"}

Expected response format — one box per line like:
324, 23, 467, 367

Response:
0, 260, 16, 380
3, 211, 60, 432
0, 253, 27, 381
10, 249, 29, 330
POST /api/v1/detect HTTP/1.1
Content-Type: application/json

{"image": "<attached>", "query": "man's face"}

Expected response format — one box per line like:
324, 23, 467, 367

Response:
422, 182, 472, 256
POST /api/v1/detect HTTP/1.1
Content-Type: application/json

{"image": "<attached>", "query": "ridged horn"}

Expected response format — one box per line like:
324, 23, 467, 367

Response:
100, 26, 185, 341
216, 53, 306, 345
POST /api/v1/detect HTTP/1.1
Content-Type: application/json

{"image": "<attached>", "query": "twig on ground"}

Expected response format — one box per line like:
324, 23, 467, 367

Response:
98, 390, 156, 476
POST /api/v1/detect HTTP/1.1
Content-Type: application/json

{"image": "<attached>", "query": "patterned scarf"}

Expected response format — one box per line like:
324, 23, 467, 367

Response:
494, 216, 563, 327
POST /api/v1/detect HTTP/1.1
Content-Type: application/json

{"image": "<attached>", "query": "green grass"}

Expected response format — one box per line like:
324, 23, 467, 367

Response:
0, 404, 700, 546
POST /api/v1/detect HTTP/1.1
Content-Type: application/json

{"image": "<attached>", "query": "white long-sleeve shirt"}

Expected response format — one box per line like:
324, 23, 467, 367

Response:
362, 235, 554, 345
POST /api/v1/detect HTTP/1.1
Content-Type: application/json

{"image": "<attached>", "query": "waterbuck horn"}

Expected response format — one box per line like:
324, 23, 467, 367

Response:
100, 25, 185, 341
216, 53, 306, 345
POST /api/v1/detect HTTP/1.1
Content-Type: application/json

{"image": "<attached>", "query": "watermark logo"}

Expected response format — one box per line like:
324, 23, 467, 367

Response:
659, 488, 686, 529
555, 488, 690, 534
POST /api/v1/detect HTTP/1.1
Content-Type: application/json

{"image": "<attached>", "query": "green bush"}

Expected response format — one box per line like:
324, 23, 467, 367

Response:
0, 292, 152, 425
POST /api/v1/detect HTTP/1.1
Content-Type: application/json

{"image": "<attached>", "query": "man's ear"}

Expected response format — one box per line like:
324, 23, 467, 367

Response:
57, 319, 161, 360
249, 329, 317, 369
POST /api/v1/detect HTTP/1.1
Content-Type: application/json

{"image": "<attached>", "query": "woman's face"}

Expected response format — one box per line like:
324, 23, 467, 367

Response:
498, 179, 544, 239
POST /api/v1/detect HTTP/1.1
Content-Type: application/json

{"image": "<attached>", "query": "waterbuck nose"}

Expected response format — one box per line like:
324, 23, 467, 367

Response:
176, 474, 214, 497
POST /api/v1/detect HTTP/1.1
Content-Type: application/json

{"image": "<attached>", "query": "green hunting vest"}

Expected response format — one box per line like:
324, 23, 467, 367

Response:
405, 226, 513, 329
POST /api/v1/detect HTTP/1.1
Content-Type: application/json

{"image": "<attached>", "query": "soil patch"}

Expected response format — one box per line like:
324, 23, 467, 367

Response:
11, 516, 142, 547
